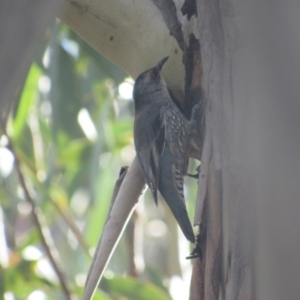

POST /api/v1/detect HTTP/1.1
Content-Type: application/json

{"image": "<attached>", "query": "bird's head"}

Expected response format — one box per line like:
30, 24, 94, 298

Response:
133, 57, 169, 104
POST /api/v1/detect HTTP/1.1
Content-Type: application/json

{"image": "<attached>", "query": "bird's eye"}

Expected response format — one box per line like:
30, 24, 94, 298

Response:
150, 69, 160, 81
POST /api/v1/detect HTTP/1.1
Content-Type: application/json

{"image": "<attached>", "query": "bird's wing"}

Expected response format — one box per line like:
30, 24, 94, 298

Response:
134, 106, 165, 205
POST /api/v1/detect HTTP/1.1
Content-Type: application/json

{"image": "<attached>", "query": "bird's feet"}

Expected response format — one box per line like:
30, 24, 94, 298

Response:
186, 233, 202, 260
187, 164, 201, 180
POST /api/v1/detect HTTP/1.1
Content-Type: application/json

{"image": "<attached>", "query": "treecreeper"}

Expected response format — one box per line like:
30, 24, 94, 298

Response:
133, 57, 199, 244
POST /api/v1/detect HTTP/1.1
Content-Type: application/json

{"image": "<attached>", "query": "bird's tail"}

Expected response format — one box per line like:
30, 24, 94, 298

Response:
158, 147, 195, 243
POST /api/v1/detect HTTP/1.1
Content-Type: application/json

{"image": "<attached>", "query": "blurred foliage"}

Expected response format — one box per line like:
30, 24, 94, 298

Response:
0, 20, 198, 300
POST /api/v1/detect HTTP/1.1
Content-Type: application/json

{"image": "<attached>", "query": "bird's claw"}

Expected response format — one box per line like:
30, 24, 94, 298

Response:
187, 173, 198, 179
186, 232, 203, 260
186, 242, 202, 260
187, 164, 201, 180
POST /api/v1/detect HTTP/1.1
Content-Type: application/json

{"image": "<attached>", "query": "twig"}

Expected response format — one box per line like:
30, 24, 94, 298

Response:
50, 197, 91, 258
8, 138, 72, 300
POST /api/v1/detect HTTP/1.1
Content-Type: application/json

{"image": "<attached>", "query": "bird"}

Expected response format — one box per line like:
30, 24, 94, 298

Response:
133, 56, 198, 243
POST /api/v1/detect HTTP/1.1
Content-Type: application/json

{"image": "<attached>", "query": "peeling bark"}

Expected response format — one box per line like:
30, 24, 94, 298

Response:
183, 33, 204, 158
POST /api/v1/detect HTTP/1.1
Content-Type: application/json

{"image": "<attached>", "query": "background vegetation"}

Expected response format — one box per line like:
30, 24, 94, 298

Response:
0, 21, 197, 300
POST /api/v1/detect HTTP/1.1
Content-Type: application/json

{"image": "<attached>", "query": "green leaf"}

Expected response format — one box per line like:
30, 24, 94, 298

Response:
12, 63, 42, 139
89, 290, 111, 300
74, 286, 111, 300
100, 275, 172, 300
51, 46, 83, 140
144, 265, 169, 294
85, 164, 116, 246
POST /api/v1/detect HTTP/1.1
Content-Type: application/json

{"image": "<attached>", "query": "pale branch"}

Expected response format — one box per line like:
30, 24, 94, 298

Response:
60, 0, 186, 103
83, 158, 145, 300
83, 167, 128, 287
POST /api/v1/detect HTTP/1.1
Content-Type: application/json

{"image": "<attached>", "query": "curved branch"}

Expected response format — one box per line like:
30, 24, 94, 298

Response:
60, 0, 186, 102
83, 157, 145, 300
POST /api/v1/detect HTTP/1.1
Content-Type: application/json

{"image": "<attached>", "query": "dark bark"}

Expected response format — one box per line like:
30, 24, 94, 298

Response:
181, 0, 197, 21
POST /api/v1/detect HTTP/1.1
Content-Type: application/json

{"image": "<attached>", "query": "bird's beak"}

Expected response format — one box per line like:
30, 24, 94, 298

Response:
156, 56, 169, 70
